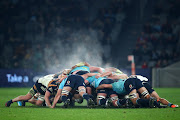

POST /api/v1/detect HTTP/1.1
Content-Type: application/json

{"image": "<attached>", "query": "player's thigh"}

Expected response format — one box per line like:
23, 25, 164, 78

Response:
24, 93, 33, 99
150, 91, 160, 99
63, 86, 72, 91
128, 89, 139, 104
36, 100, 44, 106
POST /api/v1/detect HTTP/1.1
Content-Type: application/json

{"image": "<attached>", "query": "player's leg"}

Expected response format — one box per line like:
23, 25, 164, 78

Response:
137, 87, 151, 99
34, 94, 45, 106
124, 78, 152, 107
97, 93, 107, 107
61, 86, 72, 108
150, 91, 178, 108
73, 74, 95, 108
5, 87, 36, 107
72, 93, 83, 104
137, 87, 160, 108
109, 94, 119, 107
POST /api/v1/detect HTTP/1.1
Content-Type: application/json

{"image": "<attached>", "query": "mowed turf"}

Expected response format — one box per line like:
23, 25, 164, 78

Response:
0, 88, 180, 120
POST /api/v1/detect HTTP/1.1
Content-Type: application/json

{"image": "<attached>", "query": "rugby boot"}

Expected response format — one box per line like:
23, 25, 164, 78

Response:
5, 100, 13, 107
171, 104, 179, 108
105, 98, 112, 108
87, 98, 95, 108
149, 97, 156, 108
63, 99, 70, 108
22, 101, 26, 106
125, 98, 134, 108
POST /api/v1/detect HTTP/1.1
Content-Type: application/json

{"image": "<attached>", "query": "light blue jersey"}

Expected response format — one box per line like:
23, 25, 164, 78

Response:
111, 80, 126, 94
70, 66, 90, 74
59, 78, 68, 89
86, 76, 105, 88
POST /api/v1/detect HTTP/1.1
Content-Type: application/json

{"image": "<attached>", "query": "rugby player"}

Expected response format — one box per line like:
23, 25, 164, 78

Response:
5, 74, 59, 107
96, 74, 159, 108
80, 72, 120, 107
51, 74, 95, 108
134, 75, 179, 108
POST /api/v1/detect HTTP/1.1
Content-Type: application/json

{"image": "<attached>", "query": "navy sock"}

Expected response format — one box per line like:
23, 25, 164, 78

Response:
168, 103, 173, 107
82, 93, 90, 101
67, 93, 73, 100
8, 100, 13, 103
24, 100, 28, 102
136, 99, 149, 107
99, 99, 106, 105
89, 95, 94, 99
61, 95, 68, 102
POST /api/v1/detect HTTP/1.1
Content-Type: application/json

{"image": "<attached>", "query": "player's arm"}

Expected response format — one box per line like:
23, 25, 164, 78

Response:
105, 67, 123, 74
44, 90, 52, 108
84, 79, 89, 85
51, 89, 62, 108
81, 73, 99, 79
96, 84, 113, 90
90, 66, 103, 73
109, 74, 128, 80
100, 71, 113, 77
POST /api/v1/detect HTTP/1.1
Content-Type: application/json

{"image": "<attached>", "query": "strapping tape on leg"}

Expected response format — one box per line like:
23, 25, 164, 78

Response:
62, 90, 70, 95
97, 95, 106, 100
129, 93, 137, 99
78, 88, 86, 93
141, 90, 149, 98
110, 96, 118, 101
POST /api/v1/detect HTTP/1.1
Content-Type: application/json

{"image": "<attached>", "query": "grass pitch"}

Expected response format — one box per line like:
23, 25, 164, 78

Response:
0, 88, 180, 120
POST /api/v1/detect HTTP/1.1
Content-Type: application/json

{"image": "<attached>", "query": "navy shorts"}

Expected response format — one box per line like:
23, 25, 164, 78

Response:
143, 82, 155, 94
97, 79, 117, 96
124, 78, 143, 94
64, 75, 85, 90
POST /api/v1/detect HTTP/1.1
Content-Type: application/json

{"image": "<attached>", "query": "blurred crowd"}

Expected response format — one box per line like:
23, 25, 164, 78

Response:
0, 0, 128, 71
133, 0, 180, 68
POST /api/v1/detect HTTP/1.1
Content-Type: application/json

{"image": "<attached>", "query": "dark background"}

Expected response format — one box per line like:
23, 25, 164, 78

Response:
0, 0, 180, 87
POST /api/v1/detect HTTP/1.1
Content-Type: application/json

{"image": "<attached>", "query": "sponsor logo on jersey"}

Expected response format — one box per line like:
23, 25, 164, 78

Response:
129, 84, 133, 89
67, 81, 70, 85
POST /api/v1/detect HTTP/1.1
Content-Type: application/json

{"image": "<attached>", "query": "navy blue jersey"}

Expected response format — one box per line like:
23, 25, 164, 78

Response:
59, 75, 85, 90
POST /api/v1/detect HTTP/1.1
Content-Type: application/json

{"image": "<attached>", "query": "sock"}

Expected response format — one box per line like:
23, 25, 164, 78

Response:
89, 95, 94, 99
67, 93, 73, 100
61, 95, 68, 102
117, 100, 122, 107
168, 103, 173, 107
9, 100, 13, 103
99, 99, 106, 105
136, 99, 149, 107
82, 93, 90, 101
23, 100, 28, 102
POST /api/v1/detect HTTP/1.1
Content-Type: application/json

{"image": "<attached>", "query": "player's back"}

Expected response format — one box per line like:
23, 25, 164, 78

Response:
38, 74, 55, 87
112, 80, 126, 94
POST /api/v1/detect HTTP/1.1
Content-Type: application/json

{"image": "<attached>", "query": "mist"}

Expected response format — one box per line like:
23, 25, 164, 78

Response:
42, 27, 112, 73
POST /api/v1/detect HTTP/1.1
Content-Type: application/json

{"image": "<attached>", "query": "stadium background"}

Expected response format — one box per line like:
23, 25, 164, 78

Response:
0, 0, 180, 88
